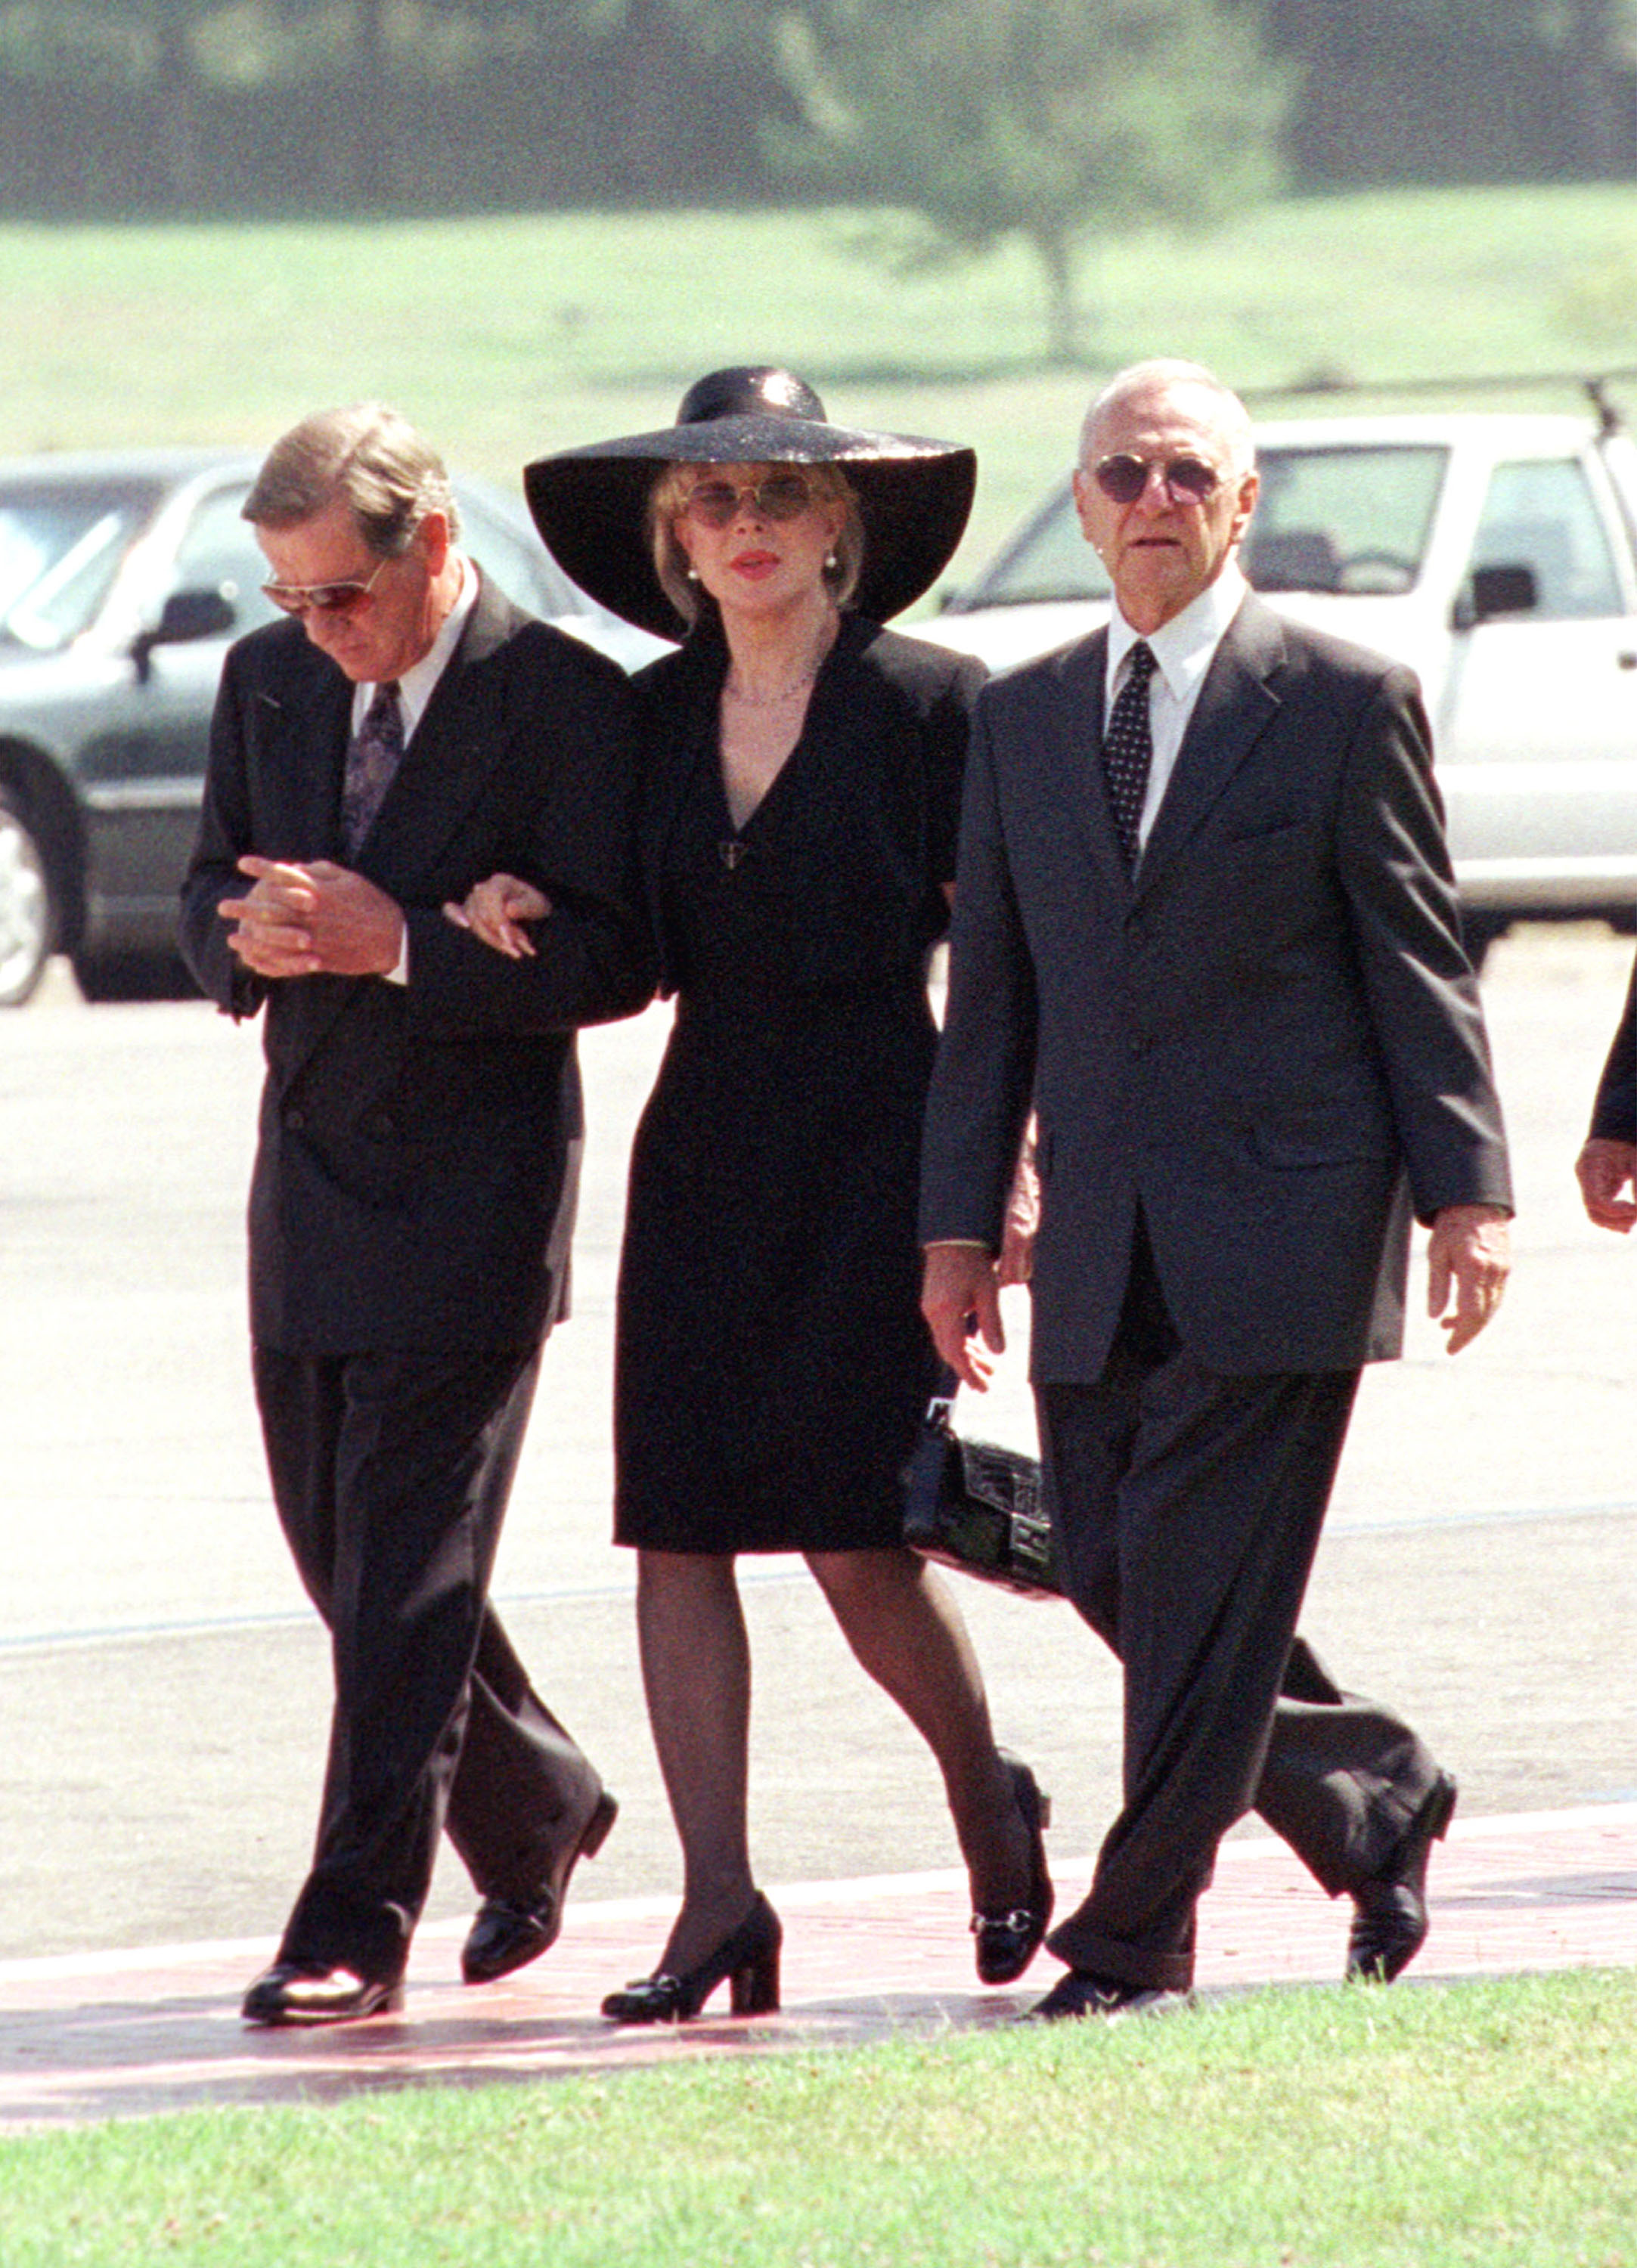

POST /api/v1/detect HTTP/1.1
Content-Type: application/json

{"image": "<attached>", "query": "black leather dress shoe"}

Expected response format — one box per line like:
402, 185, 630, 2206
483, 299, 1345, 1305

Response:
241, 1962, 404, 2028
1347, 1768, 1458, 1983
1025, 1968, 1189, 2023
461, 1787, 619, 1985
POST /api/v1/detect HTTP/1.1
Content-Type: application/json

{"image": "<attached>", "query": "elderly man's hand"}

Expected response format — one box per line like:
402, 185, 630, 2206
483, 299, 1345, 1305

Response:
221, 856, 404, 979
1575, 1137, 1637, 1234
1427, 1202, 1511, 1353
920, 1242, 1005, 1390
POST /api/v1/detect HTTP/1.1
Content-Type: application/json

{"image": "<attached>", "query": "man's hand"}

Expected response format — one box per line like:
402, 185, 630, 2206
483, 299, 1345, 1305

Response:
1426, 1202, 1511, 1353
219, 857, 405, 980
1575, 1137, 1637, 1234
920, 1241, 1006, 1390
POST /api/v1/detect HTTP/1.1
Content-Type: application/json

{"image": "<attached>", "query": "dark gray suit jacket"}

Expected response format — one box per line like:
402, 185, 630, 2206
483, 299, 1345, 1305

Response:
919, 592, 1513, 1380
180, 575, 653, 1356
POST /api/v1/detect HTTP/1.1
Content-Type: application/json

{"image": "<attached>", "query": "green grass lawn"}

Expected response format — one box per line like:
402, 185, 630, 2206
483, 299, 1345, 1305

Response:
2, 1970, 1634, 2266
3, 184, 1637, 575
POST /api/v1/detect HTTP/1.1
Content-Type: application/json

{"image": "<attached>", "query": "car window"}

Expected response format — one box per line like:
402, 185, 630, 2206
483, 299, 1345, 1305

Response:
1468, 457, 1623, 620
956, 491, 1112, 607
0, 480, 161, 649
170, 481, 281, 633
1244, 445, 1447, 595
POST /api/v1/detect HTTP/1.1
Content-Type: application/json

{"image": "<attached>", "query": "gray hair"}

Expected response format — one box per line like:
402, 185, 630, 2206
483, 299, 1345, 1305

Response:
1077, 359, 1257, 481
647, 460, 864, 631
243, 402, 460, 555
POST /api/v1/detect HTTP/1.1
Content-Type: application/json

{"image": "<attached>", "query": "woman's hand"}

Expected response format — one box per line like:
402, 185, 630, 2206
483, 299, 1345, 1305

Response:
443, 872, 551, 959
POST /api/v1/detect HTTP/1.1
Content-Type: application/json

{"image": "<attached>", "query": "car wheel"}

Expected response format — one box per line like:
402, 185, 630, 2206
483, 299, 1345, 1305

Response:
0, 788, 55, 1006
71, 948, 198, 1003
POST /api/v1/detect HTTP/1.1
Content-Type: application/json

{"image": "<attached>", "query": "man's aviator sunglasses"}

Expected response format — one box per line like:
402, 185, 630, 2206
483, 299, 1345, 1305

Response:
1093, 454, 1222, 507
684, 472, 817, 528
261, 558, 389, 618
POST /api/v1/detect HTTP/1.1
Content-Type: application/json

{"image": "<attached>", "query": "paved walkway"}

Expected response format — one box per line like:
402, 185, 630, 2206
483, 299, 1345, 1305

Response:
1, 1804, 1633, 2131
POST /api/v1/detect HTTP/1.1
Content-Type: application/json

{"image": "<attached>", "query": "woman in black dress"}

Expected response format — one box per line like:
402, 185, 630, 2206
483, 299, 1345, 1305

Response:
460, 370, 1049, 2022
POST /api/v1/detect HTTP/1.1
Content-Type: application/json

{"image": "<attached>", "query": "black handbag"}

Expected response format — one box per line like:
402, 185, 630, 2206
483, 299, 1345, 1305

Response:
901, 1390, 1062, 1597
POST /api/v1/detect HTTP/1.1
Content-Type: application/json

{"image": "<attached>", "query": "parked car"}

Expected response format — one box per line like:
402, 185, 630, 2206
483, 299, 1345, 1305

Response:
0, 448, 667, 1006
928, 404, 1637, 959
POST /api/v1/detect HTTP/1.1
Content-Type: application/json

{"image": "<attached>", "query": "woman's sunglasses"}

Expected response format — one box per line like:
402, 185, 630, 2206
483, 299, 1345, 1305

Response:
261, 559, 389, 618
1093, 454, 1221, 507
683, 472, 817, 528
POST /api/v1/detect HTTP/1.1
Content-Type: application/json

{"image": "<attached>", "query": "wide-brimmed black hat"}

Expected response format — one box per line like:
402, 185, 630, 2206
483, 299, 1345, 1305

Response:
522, 366, 976, 640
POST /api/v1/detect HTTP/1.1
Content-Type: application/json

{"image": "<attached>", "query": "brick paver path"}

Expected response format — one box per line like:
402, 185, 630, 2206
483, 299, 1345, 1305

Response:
2, 1805, 1632, 2130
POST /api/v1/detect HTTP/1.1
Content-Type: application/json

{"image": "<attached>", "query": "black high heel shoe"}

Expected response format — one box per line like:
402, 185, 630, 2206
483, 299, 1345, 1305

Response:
972, 1754, 1054, 1987
601, 1892, 783, 2024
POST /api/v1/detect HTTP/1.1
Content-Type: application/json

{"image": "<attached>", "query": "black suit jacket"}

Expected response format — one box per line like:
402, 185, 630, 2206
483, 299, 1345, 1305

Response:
180, 575, 653, 1356
919, 592, 1513, 1380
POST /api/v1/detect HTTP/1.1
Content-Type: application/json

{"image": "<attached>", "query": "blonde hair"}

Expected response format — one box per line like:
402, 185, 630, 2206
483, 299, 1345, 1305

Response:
647, 460, 864, 629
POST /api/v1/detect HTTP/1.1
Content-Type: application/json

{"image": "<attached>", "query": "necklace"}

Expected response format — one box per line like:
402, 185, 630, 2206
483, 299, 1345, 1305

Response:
724, 662, 819, 708
723, 622, 836, 709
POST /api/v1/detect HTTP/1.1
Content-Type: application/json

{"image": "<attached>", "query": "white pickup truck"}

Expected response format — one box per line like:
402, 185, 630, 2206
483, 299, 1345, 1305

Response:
927, 401, 1637, 958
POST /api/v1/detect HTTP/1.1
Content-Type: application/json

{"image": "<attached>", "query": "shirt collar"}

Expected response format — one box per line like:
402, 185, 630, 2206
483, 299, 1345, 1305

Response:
1108, 556, 1248, 704
358, 553, 477, 739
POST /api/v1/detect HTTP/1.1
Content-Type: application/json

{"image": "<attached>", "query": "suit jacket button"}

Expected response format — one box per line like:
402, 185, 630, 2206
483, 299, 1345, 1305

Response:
284, 1107, 305, 1130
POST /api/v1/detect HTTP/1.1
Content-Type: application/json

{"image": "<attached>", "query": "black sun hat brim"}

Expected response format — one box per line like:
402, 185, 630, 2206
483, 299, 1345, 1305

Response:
522, 413, 976, 642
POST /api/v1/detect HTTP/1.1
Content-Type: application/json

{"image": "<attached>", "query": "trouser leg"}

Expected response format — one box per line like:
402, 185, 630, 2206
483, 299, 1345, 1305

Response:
253, 1340, 590, 1981
1037, 1317, 1359, 1992
1252, 1636, 1442, 1893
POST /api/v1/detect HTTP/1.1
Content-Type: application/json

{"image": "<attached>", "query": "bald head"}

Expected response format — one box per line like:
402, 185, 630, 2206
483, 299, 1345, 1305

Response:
1078, 360, 1255, 482
1071, 358, 1260, 634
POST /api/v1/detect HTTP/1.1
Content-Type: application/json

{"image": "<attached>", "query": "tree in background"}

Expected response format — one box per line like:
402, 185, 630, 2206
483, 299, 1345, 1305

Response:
764, 0, 1288, 361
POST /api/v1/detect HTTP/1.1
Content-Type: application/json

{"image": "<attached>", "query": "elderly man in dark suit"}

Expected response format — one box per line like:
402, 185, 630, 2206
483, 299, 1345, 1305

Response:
181, 404, 652, 2026
920, 360, 1514, 2019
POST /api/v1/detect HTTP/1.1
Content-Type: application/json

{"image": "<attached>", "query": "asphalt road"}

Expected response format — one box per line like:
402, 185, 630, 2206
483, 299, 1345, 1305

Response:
2, 925, 1635, 1963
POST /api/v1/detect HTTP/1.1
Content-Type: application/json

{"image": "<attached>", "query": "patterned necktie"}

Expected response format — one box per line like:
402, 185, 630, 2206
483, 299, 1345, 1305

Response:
1102, 640, 1157, 870
341, 680, 404, 856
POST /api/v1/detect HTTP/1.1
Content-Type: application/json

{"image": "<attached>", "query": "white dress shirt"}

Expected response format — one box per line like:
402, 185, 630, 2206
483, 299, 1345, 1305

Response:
352, 553, 478, 983
1105, 557, 1248, 851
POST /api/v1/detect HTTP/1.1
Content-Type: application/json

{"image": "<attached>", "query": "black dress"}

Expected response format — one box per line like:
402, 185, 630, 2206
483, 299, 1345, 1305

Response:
614, 615, 987, 1553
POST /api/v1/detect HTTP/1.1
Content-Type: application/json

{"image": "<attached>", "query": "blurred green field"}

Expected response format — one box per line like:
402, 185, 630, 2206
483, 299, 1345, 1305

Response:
3, 184, 1636, 584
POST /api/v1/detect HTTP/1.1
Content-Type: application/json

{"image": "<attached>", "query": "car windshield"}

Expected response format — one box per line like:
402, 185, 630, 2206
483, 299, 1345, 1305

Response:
1244, 444, 1449, 595
0, 479, 161, 652
953, 443, 1450, 609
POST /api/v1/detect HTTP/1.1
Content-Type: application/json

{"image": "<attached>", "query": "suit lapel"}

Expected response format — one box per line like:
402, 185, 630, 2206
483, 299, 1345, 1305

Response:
1137, 594, 1285, 888
356, 578, 515, 892
1051, 627, 1132, 891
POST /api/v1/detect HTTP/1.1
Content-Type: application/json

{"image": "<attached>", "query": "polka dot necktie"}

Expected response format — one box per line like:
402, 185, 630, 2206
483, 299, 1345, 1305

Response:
1102, 640, 1157, 871
342, 680, 405, 856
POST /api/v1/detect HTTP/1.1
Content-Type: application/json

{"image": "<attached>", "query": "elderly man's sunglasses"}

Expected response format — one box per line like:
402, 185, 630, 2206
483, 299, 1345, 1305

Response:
1093, 454, 1221, 507
684, 472, 817, 528
261, 558, 389, 618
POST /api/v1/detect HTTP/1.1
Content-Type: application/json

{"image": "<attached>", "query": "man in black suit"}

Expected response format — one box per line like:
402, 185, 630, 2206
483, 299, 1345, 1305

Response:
919, 361, 1514, 2019
181, 404, 653, 2025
